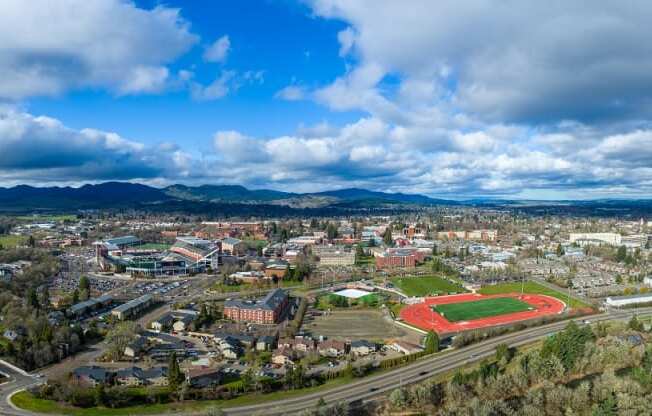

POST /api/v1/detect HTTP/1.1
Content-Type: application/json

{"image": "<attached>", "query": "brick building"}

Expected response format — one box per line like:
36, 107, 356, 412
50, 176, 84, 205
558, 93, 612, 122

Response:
224, 288, 289, 324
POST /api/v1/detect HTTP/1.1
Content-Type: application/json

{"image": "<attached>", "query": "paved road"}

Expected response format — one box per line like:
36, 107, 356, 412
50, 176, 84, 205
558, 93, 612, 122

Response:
4, 308, 650, 415
0, 361, 39, 416
223, 308, 652, 416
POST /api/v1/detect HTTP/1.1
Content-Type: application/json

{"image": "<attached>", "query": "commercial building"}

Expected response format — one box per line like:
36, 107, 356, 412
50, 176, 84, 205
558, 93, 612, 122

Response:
437, 230, 498, 241
224, 288, 289, 324
569, 233, 621, 246
111, 294, 153, 320
313, 245, 355, 267
605, 293, 652, 308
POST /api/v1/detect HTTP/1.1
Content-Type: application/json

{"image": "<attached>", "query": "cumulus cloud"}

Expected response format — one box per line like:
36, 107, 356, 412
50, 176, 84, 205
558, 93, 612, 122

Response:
203, 35, 231, 63
0, 107, 191, 182
309, 0, 652, 123
0, 0, 198, 99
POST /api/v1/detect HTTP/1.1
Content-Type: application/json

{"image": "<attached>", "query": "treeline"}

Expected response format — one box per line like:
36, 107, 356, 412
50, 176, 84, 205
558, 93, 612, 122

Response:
0, 293, 99, 370
382, 319, 652, 415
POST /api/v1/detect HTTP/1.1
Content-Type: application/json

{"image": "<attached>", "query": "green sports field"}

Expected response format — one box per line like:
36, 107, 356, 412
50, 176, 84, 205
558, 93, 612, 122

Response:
432, 297, 532, 322
391, 276, 466, 297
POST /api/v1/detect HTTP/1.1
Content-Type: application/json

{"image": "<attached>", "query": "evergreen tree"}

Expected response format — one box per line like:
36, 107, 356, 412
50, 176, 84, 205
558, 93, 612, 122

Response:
383, 227, 393, 246
616, 245, 627, 262
424, 331, 439, 353
168, 351, 184, 389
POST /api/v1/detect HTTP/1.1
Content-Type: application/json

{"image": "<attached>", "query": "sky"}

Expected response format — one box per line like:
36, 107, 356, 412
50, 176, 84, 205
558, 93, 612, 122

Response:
2, 0, 652, 200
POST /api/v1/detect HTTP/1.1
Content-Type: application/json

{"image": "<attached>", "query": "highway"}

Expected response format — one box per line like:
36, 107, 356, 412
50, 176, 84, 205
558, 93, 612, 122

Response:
222, 307, 652, 416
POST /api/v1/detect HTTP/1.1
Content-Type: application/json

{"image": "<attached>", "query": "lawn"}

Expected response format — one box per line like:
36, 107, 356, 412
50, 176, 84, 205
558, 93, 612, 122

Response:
12, 375, 358, 416
478, 281, 590, 309
433, 297, 532, 322
391, 276, 466, 297
0, 234, 27, 248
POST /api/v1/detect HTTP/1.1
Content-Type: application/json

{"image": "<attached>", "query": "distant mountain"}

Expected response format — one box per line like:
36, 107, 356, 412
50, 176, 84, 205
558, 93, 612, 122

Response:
309, 188, 459, 205
164, 184, 294, 203
0, 182, 169, 210
2, 182, 652, 216
0, 182, 458, 213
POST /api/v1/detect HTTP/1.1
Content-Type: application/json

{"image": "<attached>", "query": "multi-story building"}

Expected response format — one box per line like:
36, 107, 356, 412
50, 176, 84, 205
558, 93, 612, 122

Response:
224, 288, 289, 324
313, 245, 355, 267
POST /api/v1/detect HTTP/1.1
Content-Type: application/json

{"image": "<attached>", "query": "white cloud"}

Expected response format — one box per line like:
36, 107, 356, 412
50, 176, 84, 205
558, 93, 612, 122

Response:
0, 0, 198, 99
275, 85, 306, 101
0, 107, 188, 182
203, 35, 231, 63
337, 27, 356, 57
191, 71, 236, 101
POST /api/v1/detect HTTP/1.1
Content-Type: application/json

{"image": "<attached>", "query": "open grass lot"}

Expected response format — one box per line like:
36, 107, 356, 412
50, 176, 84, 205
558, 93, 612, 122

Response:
15, 214, 77, 222
391, 276, 467, 297
12, 375, 358, 416
0, 234, 27, 248
479, 281, 590, 309
433, 297, 532, 322
306, 309, 406, 341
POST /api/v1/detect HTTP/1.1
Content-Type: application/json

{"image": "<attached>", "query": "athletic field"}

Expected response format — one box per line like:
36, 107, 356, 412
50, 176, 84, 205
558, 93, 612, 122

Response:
432, 297, 531, 322
400, 293, 566, 334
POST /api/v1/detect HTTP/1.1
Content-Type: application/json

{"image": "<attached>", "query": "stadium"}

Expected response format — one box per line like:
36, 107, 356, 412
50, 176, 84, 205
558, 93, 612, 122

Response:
399, 293, 565, 335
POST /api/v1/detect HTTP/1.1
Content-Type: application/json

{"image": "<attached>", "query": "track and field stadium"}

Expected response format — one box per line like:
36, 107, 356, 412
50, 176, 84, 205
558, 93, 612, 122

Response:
399, 293, 565, 335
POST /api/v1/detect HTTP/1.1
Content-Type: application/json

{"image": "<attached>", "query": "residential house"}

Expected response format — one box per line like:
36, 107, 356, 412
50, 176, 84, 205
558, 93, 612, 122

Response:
317, 340, 347, 357
72, 366, 113, 386
350, 340, 377, 356
186, 367, 223, 388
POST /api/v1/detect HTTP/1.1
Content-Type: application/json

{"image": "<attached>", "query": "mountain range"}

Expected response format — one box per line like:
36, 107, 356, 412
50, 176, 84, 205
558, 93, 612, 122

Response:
0, 182, 459, 212
2, 182, 652, 217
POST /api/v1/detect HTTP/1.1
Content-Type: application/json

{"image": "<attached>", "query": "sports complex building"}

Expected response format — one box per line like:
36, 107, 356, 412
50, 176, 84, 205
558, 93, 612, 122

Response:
400, 293, 565, 335
95, 236, 221, 277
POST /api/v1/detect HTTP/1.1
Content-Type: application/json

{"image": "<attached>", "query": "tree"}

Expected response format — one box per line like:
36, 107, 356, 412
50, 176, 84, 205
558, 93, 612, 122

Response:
72, 289, 80, 304
556, 243, 565, 257
628, 315, 645, 331
27, 287, 39, 310
383, 227, 393, 246
168, 351, 184, 390
28, 235, 35, 248
326, 223, 338, 241
616, 245, 627, 263
79, 276, 90, 292
105, 321, 138, 361
424, 331, 439, 354
432, 244, 438, 256
495, 343, 514, 364
389, 388, 409, 409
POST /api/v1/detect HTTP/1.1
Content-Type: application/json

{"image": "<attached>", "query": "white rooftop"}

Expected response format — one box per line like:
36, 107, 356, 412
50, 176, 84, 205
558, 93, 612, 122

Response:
333, 288, 372, 299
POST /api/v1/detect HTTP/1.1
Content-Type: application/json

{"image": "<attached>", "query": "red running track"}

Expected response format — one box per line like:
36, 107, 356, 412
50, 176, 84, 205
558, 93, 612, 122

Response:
399, 293, 566, 335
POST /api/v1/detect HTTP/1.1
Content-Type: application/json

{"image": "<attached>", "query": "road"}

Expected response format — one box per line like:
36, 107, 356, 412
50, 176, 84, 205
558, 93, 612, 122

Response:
0, 361, 40, 416
222, 307, 652, 416
2, 308, 650, 415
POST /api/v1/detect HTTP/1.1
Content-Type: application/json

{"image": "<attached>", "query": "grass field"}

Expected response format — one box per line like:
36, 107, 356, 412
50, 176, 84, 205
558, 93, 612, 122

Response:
433, 297, 532, 322
0, 234, 27, 248
391, 276, 466, 297
478, 281, 590, 309
11, 375, 358, 416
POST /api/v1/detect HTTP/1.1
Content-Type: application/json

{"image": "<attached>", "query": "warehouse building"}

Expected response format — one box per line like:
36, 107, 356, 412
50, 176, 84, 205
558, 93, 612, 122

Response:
605, 293, 652, 308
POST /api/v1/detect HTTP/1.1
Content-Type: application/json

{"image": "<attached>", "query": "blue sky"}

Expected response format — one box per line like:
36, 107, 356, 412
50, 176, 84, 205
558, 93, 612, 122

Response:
2, 1, 652, 199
